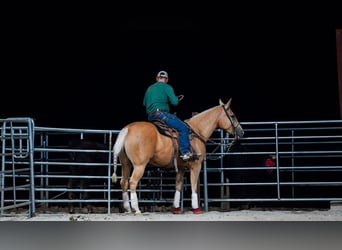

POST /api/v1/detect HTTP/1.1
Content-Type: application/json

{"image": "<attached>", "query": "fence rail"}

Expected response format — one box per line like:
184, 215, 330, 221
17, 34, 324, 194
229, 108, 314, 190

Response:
1, 118, 342, 218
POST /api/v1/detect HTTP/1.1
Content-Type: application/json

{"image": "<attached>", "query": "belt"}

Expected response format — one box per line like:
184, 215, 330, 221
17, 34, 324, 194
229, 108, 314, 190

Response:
149, 109, 166, 115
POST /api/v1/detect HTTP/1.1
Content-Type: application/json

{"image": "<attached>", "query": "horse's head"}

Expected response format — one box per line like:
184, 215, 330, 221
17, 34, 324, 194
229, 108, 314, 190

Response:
218, 98, 244, 139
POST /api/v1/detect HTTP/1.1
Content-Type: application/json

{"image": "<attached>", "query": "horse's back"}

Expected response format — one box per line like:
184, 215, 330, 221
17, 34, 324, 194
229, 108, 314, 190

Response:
123, 121, 174, 165
123, 121, 159, 154
125, 121, 159, 142
126, 121, 158, 133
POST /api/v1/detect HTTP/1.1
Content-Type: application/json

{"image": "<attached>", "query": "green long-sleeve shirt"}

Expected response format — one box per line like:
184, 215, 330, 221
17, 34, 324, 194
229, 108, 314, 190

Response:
143, 82, 179, 114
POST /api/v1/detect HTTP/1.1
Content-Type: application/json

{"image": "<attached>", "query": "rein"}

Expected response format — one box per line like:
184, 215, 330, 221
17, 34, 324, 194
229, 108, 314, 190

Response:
190, 126, 236, 160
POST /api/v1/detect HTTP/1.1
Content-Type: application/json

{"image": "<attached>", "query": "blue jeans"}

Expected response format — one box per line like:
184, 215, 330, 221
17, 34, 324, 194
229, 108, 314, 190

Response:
148, 111, 191, 155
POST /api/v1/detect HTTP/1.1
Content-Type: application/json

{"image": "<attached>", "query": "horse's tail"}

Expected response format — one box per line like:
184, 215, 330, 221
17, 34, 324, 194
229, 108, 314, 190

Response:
111, 127, 128, 183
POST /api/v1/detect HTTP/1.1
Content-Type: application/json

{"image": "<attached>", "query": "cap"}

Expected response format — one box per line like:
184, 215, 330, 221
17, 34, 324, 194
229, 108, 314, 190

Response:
156, 71, 168, 78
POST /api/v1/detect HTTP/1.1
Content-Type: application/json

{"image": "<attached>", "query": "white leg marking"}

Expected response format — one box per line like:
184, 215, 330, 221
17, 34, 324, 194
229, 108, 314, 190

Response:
130, 192, 141, 214
191, 192, 199, 209
122, 192, 131, 213
173, 190, 181, 208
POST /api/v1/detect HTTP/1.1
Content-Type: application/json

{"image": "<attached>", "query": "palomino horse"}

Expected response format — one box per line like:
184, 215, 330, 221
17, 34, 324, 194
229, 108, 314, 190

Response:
111, 98, 244, 214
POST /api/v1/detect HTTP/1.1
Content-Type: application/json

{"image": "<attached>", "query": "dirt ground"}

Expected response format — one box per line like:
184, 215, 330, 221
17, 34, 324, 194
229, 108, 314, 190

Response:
1, 202, 342, 221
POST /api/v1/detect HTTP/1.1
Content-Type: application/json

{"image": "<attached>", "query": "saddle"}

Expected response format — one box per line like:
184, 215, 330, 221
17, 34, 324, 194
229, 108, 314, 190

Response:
151, 120, 178, 139
150, 119, 201, 165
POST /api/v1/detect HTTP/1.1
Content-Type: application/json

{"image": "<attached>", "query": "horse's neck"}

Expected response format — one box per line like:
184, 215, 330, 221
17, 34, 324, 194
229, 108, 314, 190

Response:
187, 107, 219, 141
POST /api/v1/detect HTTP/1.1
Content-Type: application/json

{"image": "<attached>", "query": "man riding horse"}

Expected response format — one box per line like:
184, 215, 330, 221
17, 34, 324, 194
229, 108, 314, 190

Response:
143, 70, 201, 161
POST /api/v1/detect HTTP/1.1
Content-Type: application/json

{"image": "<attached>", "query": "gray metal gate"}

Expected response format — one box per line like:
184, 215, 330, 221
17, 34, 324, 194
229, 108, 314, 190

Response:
1, 118, 35, 217
1, 118, 342, 218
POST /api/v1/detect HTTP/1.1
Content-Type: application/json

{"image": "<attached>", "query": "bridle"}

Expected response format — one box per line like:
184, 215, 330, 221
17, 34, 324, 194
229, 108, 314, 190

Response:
188, 105, 242, 160
206, 105, 241, 158
221, 105, 241, 140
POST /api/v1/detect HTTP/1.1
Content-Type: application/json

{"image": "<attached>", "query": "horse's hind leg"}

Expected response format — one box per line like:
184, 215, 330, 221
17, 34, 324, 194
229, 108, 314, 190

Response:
120, 157, 132, 213
129, 165, 146, 214
120, 178, 131, 213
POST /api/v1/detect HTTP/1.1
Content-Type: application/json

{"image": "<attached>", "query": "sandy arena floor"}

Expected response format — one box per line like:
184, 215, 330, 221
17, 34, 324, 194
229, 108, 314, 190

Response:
1, 203, 342, 221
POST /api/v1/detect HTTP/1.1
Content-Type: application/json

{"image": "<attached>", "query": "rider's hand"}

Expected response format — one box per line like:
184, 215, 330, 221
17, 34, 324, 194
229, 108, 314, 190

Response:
177, 95, 184, 101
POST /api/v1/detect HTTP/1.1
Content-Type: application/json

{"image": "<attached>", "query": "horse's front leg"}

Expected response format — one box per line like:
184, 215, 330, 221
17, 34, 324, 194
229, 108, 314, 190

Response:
173, 166, 185, 214
189, 164, 202, 214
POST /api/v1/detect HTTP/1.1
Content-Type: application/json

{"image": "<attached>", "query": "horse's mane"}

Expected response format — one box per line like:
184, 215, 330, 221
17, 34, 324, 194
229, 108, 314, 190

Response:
185, 105, 219, 123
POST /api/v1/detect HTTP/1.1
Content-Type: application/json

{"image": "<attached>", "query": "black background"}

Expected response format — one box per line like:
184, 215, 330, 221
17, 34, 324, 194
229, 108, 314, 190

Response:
1, 4, 342, 249
2, 4, 341, 130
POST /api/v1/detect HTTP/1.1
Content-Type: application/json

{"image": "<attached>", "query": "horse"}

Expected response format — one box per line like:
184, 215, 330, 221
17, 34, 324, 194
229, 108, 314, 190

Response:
111, 98, 244, 214
67, 138, 109, 213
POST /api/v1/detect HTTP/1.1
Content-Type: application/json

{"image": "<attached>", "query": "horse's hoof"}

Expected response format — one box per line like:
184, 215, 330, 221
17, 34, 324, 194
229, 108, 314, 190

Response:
123, 207, 132, 213
192, 208, 202, 214
173, 207, 182, 214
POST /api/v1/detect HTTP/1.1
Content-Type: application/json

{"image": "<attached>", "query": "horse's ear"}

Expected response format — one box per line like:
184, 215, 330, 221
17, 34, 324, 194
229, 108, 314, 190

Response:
219, 99, 224, 105
226, 98, 232, 108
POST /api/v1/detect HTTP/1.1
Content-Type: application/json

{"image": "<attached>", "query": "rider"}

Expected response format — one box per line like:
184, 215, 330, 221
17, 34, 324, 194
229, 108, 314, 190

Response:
143, 70, 200, 161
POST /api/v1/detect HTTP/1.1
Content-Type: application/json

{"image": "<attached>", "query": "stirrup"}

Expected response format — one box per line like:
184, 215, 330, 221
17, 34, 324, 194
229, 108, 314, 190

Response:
180, 152, 193, 161
180, 152, 201, 161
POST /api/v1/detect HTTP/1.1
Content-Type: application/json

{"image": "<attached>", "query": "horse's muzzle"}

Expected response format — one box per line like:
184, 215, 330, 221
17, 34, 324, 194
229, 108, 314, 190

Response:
236, 125, 244, 139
